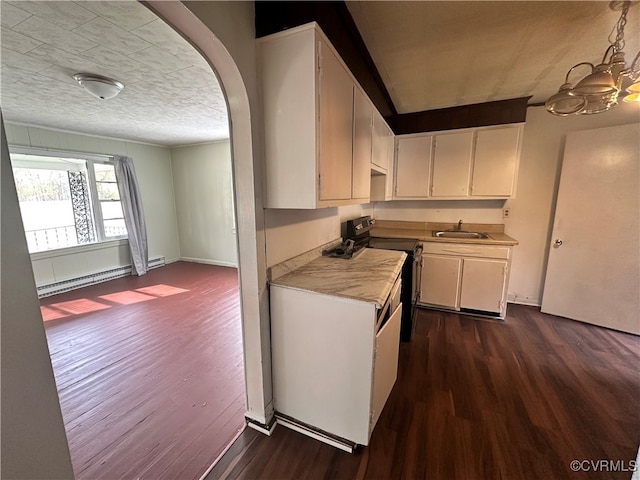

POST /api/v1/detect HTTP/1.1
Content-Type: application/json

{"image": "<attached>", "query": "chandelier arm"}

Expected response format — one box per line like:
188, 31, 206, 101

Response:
628, 51, 640, 77
565, 62, 595, 83
601, 44, 617, 64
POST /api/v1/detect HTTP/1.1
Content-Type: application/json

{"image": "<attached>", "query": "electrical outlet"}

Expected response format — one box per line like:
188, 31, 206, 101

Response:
503, 208, 511, 218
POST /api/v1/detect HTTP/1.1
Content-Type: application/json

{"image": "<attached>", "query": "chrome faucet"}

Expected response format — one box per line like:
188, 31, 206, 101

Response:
456, 219, 463, 231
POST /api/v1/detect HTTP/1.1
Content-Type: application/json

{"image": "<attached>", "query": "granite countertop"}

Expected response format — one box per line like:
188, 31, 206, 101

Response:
371, 220, 518, 246
270, 248, 407, 307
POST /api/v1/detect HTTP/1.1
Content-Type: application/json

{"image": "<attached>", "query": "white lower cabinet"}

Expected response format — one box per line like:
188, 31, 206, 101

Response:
419, 243, 512, 317
270, 282, 402, 447
420, 255, 462, 309
460, 258, 508, 313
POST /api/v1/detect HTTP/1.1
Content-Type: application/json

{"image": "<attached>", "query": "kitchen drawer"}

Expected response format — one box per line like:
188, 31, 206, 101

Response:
422, 242, 511, 259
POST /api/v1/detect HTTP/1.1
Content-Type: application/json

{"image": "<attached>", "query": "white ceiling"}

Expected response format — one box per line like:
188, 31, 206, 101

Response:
1, 2, 638, 147
1, 1, 228, 146
348, 1, 640, 113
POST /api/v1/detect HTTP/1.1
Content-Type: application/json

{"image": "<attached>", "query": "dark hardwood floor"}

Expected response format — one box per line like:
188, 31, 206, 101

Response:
41, 262, 245, 480
206, 304, 640, 480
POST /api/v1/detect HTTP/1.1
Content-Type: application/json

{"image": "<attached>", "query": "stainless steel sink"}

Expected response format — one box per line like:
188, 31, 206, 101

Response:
433, 231, 490, 239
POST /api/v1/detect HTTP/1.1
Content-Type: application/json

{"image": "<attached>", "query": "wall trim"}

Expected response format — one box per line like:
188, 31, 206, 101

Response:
180, 256, 238, 268
37, 256, 166, 298
6, 121, 170, 148
507, 295, 541, 307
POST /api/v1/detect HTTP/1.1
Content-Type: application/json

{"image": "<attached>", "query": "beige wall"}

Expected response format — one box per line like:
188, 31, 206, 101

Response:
5, 123, 181, 287
171, 141, 238, 267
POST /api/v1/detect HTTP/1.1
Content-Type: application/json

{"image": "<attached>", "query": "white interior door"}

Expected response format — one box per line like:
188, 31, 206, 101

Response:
541, 123, 640, 335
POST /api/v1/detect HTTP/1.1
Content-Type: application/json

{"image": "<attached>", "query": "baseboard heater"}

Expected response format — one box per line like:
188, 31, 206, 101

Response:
36, 256, 165, 298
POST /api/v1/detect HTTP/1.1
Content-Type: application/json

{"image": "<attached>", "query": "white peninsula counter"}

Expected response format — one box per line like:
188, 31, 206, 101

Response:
270, 247, 406, 451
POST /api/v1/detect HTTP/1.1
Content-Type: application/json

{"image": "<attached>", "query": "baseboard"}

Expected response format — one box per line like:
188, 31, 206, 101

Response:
507, 294, 541, 307
36, 256, 165, 298
180, 256, 238, 268
274, 413, 356, 453
245, 416, 277, 436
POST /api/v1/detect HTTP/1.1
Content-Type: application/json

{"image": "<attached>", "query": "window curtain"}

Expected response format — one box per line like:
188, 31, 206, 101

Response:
114, 156, 148, 275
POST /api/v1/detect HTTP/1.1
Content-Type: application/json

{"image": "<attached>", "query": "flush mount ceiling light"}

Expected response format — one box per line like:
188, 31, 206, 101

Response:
546, 0, 640, 116
74, 73, 124, 100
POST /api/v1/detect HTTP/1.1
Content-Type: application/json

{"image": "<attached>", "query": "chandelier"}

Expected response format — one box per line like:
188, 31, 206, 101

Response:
546, 0, 640, 116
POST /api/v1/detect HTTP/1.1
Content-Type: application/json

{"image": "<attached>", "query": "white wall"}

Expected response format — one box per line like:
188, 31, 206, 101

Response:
506, 103, 640, 305
375, 102, 640, 306
171, 141, 238, 267
5, 123, 181, 286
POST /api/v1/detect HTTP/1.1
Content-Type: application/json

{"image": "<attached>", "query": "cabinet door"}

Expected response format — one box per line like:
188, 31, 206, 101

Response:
371, 110, 390, 172
384, 125, 394, 201
395, 136, 432, 198
460, 258, 507, 313
318, 39, 354, 201
370, 302, 401, 434
472, 127, 521, 197
431, 131, 473, 197
352, 87, 372, 200
420, 255, 462, 308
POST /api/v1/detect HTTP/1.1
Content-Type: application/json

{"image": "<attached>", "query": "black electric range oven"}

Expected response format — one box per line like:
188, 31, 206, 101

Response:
344, 216, 422, 342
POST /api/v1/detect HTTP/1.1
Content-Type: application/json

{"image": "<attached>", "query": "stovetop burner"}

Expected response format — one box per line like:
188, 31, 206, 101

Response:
323, 239, 365, 259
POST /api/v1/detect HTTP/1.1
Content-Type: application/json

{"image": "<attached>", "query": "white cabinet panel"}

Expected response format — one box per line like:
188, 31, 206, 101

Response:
318, 38, 354, 201
260, 23, 377, 208
271, 272, 402, 446
393, 124, 522, 201
370, 110, 394, 201
371, 303, 401, 431
395, 136, 432, 198
460, 258, 507, 313
352, 87, 373, 200
431, 131, 473, 197
419, 244, 512, 317
420, 255, 462, 308
371, 110, 390, 172
271, 286, 374, 445
472, 126, 521, 197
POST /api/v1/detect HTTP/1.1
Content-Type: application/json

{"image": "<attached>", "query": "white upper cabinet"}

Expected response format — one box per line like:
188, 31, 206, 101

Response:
370, 109, 395, 201
259, 23, 384, 209
431, 131, 474, 197
393, 124, 523, 200
371, 109, 392, 173
352, 86, 373, 200
318, 40, 355, 202
394, 135, 432, 199
471, 125, 521, 197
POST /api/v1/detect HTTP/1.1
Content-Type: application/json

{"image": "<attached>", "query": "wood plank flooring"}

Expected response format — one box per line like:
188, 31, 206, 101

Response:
41, 262, 245, 480
206, 304, 640, 480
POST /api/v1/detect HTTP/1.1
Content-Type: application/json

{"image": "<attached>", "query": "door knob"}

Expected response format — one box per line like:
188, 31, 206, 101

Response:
553, 239, 563, 248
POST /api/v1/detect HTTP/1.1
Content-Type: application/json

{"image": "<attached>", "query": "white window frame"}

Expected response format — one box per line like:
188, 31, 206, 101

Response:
9, 146, 128, 252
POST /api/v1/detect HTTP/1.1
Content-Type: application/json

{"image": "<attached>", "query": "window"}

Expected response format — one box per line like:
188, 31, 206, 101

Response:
10, 149, 127, 253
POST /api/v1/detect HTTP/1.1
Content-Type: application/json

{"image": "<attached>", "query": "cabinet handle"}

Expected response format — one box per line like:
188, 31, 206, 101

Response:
553, 239, 563, 248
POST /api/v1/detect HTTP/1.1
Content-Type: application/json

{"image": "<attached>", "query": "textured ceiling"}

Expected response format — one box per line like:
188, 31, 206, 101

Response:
347, 1, 640, 113
2, 2, 639, 146
1, 1, 228, 146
